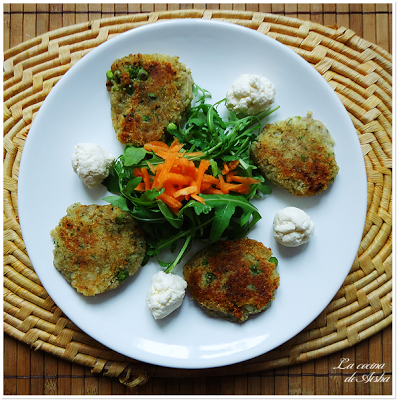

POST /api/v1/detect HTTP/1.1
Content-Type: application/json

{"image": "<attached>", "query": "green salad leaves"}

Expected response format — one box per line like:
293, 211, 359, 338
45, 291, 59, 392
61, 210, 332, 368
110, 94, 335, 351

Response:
103, 85, 278, 272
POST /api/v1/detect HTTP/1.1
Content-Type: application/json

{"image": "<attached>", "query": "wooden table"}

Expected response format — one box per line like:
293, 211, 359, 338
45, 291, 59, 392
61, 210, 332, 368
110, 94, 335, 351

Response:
3, 3, 393, 396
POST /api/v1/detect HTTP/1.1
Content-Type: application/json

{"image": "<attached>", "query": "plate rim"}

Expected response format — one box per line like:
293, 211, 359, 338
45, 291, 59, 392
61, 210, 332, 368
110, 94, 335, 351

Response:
17, 18, 368, 369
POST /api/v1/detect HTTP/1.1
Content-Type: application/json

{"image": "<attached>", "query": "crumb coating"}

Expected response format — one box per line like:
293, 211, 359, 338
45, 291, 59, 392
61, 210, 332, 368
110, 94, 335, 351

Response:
183, 238, 279, 322
107, 53, 194, 146
50, 203, 146, 296
250, 114, 339, 196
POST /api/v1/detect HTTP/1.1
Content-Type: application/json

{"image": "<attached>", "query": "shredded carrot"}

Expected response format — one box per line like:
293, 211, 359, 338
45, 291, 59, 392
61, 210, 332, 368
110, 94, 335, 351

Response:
195, 159, 211, 192
173, 186, 197, 198
226, 173, 260, 185
202, 174, 219, 185
191, 194, 205, 204
134, 138, 259, 213
229, 184, 251, 194
144, 141, 169, 150
221, 160, 240, 175
156, 154, 178, 187
225, 170, 237, 183
168, 137, 185, 153
157, 192, 183, 209
133, 168, 143, 177
217, 174, 231, 193
141, 167, 151, 190
162, 172, 192, 187
135, 182, 146, 191
201, 187, 224, 195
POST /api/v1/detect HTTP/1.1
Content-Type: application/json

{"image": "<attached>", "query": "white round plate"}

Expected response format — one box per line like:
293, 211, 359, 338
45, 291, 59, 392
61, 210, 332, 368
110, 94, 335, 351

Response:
18, 20, 367, 369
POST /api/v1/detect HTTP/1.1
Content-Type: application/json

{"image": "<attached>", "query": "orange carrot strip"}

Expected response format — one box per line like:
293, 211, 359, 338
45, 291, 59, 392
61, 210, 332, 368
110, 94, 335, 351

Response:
151, 164, 163, 189
217, 174, 230, 193
144, 147, 170, 159
229, 184, 251, 194
133, 168, 143, 177
168, 138, 184, 153
195, 159, 211, 194
156, 154, 178, 186
201, 187, 224, 195
222, 160, 240, 175
155, 150, 172, 159
144, 141, 169, 150
221, 162, 230, 175
217, 175, 253, 194
141, 167, 151, 190
162, 173, 192, 187
144, 142, 169, 157
191, 194, 205, 204
170, 165, 182, 174
135, 182, 146, 191
225, 170, 237, 183
146, 162, 157, 174
174, 186, 197, 198
186, 162, 198, 179
170, 158, 196, 179
228, 160, 240, 170
163, 182, 177, 197
202, 174, 219, 185
200, 182, 213, 191
228, 175, 260, 184
173, 157, 189, 166
157, 192, 183, 209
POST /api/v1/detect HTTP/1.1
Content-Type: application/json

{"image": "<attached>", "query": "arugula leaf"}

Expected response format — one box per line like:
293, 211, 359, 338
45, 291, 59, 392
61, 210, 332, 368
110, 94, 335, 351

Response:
157, 200, 184, 229
102, 169, 120, 193
122, 177, 142, 197
122, 146, 147, 166
211, 202, 235, 242
103, 195, 129, 211
198, 194, 261, 242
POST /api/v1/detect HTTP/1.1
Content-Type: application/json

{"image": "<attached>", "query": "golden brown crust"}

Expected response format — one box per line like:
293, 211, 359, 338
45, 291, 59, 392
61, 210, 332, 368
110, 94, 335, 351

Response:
183, 238, 280, 322
250, 114, 339, 196
50, 203, 146, 296
107, 53, 193, 146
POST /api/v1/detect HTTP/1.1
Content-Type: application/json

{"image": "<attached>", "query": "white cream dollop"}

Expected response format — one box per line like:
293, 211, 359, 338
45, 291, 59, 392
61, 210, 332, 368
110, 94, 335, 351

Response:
71, 143, 115, 188
146, 271, 187, 319
226, 74, 276, 116
272, 207, 315, 247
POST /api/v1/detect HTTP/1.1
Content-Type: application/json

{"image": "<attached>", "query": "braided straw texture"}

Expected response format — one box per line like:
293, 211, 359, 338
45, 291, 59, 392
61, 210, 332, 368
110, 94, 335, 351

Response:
3, 10, 392, 386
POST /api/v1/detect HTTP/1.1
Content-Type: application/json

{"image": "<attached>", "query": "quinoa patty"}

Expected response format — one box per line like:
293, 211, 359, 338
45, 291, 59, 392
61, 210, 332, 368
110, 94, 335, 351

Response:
50, 203, 146, 296
183, 238, 280, 322
106, 53, 194, 146
250, 113, 339, 196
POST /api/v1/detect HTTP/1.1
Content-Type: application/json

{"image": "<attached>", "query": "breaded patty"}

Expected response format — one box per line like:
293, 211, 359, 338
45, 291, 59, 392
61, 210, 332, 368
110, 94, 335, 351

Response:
50, 203, 146, 296
106, 53, 194, 146
250, 113, 339, 196
183, 238, 280, 322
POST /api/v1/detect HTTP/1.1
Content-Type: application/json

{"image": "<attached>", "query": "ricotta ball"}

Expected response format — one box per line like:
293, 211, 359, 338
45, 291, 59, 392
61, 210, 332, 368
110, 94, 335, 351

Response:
273, 207, 315, 247
71, 143, 115, 188
226, 74, 276, 116
146, 271, 187, 319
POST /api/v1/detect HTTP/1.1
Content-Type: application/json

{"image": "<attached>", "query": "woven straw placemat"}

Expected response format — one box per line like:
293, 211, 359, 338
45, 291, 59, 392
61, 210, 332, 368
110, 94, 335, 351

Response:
4, 10, 392, 387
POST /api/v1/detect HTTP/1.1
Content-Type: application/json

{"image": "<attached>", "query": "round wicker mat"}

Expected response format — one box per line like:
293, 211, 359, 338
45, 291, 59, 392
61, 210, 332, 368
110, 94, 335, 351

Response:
3, 10, 392, 387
